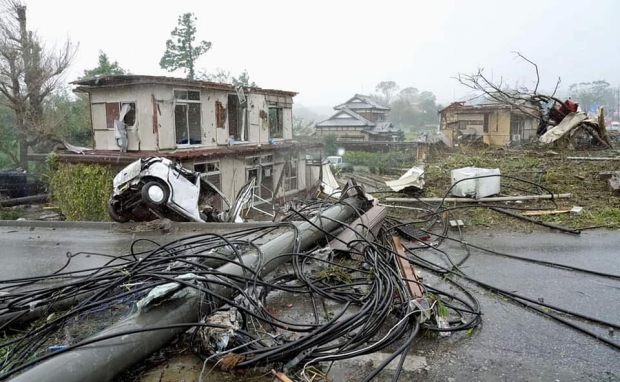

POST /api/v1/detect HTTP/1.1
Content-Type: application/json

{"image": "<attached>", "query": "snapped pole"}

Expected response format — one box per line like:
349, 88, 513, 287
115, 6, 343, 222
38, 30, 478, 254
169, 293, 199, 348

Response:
11, 198, 363, 382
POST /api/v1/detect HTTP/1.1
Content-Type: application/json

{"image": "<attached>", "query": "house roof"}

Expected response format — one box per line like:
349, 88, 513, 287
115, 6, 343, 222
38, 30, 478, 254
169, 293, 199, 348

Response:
334, 94, 390, 111
316, 108, 395, 135
367, 121, 395, 134
315, 107, 376, 128
437, 101, 540, 116
71, 75, 297, 97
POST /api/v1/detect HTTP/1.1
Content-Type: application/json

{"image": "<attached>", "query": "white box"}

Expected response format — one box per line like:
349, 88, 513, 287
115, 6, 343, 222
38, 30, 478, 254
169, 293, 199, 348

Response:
451, 167, 501, 199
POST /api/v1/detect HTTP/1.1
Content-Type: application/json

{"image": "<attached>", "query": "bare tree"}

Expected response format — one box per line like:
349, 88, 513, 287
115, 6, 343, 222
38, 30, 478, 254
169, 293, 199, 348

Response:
455, 53, 564, 120
455, 53, 611, 147
0, 0, 76, 167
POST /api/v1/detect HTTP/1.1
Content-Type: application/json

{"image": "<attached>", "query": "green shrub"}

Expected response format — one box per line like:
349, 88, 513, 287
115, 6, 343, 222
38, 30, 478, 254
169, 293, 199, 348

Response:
51, 163, 112, 221
0, 208, 19, 220
341, 164, 354, 173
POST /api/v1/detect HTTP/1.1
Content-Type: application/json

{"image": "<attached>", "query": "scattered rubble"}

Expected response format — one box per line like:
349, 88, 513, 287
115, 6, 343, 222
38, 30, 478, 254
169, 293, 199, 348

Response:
1, 163, 619, 382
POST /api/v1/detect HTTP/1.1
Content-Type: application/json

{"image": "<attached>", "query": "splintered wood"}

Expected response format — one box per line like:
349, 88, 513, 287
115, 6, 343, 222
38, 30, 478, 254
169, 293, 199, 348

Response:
392, 236, 424, 299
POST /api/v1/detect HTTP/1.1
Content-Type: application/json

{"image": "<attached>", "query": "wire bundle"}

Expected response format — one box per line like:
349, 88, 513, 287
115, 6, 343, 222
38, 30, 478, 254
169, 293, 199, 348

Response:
0, 201, 481, 382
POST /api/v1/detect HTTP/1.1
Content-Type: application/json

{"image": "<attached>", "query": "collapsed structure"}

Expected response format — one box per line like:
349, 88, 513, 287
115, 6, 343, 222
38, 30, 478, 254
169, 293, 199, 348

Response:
439, 102, 540, 146
2, 174, 620, 381
28, 75, 322, 211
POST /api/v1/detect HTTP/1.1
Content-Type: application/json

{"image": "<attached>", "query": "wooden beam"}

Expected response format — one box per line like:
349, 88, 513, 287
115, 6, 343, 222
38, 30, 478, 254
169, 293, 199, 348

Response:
393, 236, 424, 299
522, 209, 571, 216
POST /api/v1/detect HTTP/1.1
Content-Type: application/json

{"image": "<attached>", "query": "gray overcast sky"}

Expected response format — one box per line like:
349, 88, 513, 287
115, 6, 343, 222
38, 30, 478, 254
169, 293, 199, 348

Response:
24, 0, 620, 108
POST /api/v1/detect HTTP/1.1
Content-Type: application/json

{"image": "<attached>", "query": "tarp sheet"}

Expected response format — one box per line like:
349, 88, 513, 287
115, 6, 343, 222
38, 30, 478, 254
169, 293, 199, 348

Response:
386, 166, 425, 192
540, 113, 587, 144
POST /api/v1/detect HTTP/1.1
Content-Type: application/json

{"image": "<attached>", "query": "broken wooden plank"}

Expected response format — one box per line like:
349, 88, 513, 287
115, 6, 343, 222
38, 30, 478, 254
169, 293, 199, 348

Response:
392, 236, 424, 299
522, 209, 571, 216
598, 106, 613, 147
490, 207, 581, 235
271, 370, 294, 382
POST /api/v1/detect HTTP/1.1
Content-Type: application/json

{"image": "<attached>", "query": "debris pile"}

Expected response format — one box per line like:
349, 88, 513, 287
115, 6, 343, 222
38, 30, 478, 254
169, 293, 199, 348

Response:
1, 179, 619, 381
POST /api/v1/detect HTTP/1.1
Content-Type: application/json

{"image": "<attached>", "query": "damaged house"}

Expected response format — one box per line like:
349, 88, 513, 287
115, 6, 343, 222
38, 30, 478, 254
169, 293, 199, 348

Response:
314, 94, 397, 141
29, 75, 320, 208
439, 101, 540, 146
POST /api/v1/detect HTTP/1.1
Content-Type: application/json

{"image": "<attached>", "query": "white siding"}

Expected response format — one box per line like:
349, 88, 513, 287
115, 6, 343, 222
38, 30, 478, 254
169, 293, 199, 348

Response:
282, 108, 293, 140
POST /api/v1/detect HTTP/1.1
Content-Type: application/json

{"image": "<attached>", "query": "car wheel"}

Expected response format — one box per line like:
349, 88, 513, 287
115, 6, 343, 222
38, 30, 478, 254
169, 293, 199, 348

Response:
141, 181, 169, 207
108, 199, 130, 223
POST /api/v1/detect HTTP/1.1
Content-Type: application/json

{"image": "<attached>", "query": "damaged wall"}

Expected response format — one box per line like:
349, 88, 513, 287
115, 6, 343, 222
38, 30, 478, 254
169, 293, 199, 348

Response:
180, 148, 306, 212
483, 110, 537, 146
87, 85, 293, 152
441, 105, 538, 147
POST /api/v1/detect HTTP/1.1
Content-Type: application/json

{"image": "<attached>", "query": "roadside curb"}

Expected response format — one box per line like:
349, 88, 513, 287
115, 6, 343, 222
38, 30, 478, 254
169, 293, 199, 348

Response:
0, 220, 276, 231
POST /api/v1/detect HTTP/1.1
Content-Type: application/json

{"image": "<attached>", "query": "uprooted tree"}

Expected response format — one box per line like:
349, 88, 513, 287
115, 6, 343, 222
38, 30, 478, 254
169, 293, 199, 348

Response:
0, 0, 76, 167
455, 52, 612, 148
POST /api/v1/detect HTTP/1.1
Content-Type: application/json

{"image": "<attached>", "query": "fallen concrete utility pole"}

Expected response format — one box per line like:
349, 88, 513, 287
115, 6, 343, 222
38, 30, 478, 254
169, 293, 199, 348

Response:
11, 197, 365, 382
329, 205, 386, 253
490, 207, 581, 235
385, 193, 571, 204
0, 194, 48, 207
566, 157, 620, 161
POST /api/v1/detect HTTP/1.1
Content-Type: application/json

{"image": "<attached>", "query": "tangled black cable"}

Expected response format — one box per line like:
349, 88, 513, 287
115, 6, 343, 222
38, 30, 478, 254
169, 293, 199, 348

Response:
0, 198, 483, 382
382, 173, 620, 352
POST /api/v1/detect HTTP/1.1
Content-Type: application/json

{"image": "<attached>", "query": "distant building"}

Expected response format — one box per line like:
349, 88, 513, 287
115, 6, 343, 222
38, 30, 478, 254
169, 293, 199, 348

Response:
315, 94, 396, 141
439, 102, 540, 146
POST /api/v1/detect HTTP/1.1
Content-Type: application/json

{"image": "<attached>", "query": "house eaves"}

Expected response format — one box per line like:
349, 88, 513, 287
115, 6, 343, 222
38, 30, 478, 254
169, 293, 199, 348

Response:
334, 94, 390, 111
315, 107, 376, 128
71, 75, 298, 97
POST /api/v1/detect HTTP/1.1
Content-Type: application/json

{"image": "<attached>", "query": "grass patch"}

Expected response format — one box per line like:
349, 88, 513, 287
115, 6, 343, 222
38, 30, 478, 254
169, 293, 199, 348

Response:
385, 144, 620, 230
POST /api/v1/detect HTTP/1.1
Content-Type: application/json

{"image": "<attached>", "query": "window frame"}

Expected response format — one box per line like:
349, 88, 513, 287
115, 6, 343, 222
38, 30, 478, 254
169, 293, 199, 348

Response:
283, 158, 299, 192
173, 89, 203, 147
268, 107, 284, 139
105, 101, 137, 130
173, 89, 201, 103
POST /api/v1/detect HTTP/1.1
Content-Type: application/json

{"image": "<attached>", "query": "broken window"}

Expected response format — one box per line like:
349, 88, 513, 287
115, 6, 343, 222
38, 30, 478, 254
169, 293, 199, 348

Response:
174, 90, 201, 101
175, 103, 202, 145
269, 108, 284, 139
216, 101, 226, 128
283, 159, 298, 192
483, 114, 489, 133
195, 161, 222, 210
510, 114, 525, 141
228, 95, 248, 141
105, 102, 136, 129
245, 154, 275, 199
106, 103, 119, 129
174, 89, 202, 145
261, 165, 274, 198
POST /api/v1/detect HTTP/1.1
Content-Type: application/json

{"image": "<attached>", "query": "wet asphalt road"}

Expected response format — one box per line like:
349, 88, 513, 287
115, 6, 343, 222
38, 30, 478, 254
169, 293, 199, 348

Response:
1, 224, 619, 381
408, 229, 620, 382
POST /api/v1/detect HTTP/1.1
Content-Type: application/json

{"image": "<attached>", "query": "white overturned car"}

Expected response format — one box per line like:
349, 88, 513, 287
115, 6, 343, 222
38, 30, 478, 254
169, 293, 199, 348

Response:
108, 157, 253, 223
